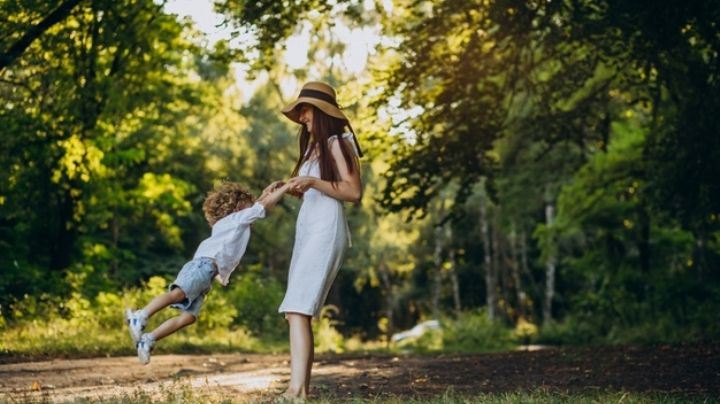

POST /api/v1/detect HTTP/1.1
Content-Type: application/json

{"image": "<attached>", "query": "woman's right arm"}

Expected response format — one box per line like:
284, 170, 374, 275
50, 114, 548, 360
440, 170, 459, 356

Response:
287, 138, 362, 203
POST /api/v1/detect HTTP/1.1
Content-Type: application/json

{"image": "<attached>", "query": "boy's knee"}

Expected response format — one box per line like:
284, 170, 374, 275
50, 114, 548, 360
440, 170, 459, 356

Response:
180, 312, 196, 325
169, 286, 187, 301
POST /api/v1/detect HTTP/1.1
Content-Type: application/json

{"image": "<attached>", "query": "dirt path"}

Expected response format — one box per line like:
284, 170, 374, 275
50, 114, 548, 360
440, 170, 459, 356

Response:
1, 344, 718, 402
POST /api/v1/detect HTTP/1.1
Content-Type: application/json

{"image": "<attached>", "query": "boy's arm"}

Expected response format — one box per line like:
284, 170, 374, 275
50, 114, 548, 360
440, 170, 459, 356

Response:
257, 183, 290, 210
264, 180, 302, 199
261, 181, 285, 198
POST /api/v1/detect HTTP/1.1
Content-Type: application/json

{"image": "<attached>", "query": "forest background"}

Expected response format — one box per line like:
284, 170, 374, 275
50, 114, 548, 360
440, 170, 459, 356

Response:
1, 0, 718, 357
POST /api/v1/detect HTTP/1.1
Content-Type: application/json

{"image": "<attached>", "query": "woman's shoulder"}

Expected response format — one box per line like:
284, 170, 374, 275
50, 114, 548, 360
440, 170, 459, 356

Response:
327, 132, 353, 141
328, 132, 359, 156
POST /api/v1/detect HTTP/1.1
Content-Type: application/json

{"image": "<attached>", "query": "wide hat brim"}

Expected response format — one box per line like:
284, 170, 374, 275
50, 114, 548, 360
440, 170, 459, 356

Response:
282, 97, 348, 124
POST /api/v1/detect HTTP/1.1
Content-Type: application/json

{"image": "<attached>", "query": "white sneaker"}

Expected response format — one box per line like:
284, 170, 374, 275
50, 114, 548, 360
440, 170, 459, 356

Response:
137, 333, 155, 365
124, 308, 147, 344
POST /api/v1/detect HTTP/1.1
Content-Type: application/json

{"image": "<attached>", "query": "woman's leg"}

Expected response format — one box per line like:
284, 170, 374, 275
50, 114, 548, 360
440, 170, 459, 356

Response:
143, 287, 186, 317
306, 329, 314, 394
283, 312, 313, 398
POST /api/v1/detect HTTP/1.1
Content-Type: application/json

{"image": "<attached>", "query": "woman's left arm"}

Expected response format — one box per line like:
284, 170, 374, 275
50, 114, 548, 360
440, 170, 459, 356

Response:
287, 139, 362, 203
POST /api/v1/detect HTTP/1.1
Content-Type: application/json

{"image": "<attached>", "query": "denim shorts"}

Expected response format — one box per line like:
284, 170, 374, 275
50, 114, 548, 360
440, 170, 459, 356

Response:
169, 257, 217, 318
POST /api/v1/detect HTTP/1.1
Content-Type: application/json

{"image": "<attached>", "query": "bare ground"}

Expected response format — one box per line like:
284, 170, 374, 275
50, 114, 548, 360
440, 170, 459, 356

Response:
0, 344, 718, 402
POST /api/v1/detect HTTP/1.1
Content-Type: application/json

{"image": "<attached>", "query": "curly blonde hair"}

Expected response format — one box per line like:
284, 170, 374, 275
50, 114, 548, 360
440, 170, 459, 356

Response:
202, 182, 255, 226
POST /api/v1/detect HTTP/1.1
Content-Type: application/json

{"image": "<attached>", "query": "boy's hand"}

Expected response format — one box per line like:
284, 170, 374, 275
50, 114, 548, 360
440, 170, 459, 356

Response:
260, 181, 285, 200
258, 183, 290, 210
262, 181, 285, 197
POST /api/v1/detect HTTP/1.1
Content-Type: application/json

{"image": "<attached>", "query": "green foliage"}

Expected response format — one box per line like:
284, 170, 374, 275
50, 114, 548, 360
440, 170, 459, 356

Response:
0, 273, 273, 357
396, 327, 444, 353
372, 0, 720, 334
313, 305, 346, 353
393, 311, 516, 353
2, 0, 720, 360
0, 278, 360, 357
0, 0, 226, 308
441, 310, 516, 353
534, 116, 720, 345
221, 269, 286, 340
513, 318, 539, 345
538, 277, 720, 346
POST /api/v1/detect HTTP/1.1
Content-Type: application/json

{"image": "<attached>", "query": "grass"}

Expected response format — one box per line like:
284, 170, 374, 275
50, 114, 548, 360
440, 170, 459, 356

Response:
0, 318, 292, 363
0, 385, 711, 404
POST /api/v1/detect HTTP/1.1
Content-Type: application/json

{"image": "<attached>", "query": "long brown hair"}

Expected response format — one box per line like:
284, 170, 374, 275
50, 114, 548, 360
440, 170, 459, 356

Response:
290, 104, 359, 187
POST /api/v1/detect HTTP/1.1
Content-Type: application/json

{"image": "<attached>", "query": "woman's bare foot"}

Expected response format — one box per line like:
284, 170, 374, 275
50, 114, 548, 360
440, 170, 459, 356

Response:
280, 386, 307, 400
273, 389, 306, 403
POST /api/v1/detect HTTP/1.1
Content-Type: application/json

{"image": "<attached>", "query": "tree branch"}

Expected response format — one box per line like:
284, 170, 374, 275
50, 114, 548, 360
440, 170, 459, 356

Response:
0, 0, 83, 71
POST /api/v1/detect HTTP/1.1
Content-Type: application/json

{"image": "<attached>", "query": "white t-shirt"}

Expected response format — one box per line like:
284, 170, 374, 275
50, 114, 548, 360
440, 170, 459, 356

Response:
193, 202, 265, 286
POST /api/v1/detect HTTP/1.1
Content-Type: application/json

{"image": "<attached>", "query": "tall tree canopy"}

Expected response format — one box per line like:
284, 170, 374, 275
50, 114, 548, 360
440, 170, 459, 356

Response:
376, 0, 719, 229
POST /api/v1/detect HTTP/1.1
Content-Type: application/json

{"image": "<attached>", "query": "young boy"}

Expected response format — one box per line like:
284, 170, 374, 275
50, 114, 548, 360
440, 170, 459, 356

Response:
124, 181, 288, 364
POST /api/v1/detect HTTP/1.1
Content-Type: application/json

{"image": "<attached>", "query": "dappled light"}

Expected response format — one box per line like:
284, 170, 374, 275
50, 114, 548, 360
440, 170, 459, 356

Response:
1, 0, 718, 401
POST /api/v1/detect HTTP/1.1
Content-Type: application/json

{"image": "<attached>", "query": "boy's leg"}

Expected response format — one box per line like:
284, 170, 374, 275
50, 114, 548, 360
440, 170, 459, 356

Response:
125, 287, 187, 344
137, 294, 203, 365
148, 312, 196, 341
136, 312, 196, 365
143, 287, 187, 317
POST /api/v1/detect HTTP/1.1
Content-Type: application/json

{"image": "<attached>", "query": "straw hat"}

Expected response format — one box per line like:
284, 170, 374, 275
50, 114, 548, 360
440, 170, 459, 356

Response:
282, 82, 348, 124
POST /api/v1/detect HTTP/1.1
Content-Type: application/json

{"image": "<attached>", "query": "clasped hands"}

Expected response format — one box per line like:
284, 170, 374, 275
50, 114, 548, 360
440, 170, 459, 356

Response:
263, 176, 316, 198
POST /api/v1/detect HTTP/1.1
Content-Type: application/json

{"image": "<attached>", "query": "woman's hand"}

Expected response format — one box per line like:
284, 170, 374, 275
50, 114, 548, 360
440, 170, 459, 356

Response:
262, 181, 285, 198
258, 183, 290, 210
297, 138, 362, 203
287, 176, 316, 195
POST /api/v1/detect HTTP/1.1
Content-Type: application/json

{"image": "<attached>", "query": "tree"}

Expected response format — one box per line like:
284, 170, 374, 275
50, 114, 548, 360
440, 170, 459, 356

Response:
0, 0, 83, 70
0, 0, 229, 301
374, 0, 718, 224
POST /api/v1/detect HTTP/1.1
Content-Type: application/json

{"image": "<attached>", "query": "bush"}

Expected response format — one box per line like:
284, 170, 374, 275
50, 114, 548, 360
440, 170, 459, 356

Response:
538, 279, 720, 346
220, 270, 286, 341
538, 316, 603, 346
313, 305, 345, 353
391, 310, 516, 353
0, 274, 265, 357
442, 310, 516, 352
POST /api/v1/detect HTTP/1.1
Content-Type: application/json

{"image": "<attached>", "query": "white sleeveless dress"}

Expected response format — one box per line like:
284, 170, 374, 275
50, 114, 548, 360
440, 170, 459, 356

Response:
278, 133, 358, 318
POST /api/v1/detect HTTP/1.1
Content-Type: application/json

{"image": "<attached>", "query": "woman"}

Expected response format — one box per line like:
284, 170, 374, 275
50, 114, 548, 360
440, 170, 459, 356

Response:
270, 81, 363, 400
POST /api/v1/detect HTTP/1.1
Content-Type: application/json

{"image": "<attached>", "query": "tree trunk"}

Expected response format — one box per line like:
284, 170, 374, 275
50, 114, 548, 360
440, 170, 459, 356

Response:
694, 232, 709, 281
637, 203, 651, 274
378, 260, 394, 344
48, 188, 77, 272
111, 212, 119, 276
509, 222, 526, 319
431, 219, 444, 319
542, 203, 557, 324
479, 182, 497, 320
492, 206, 509, 320
520, 228, 540, 299
448, 247, 462, 314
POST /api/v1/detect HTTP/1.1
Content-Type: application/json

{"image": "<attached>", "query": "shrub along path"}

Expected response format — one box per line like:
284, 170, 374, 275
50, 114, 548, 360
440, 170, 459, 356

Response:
0, 344, 717, 401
